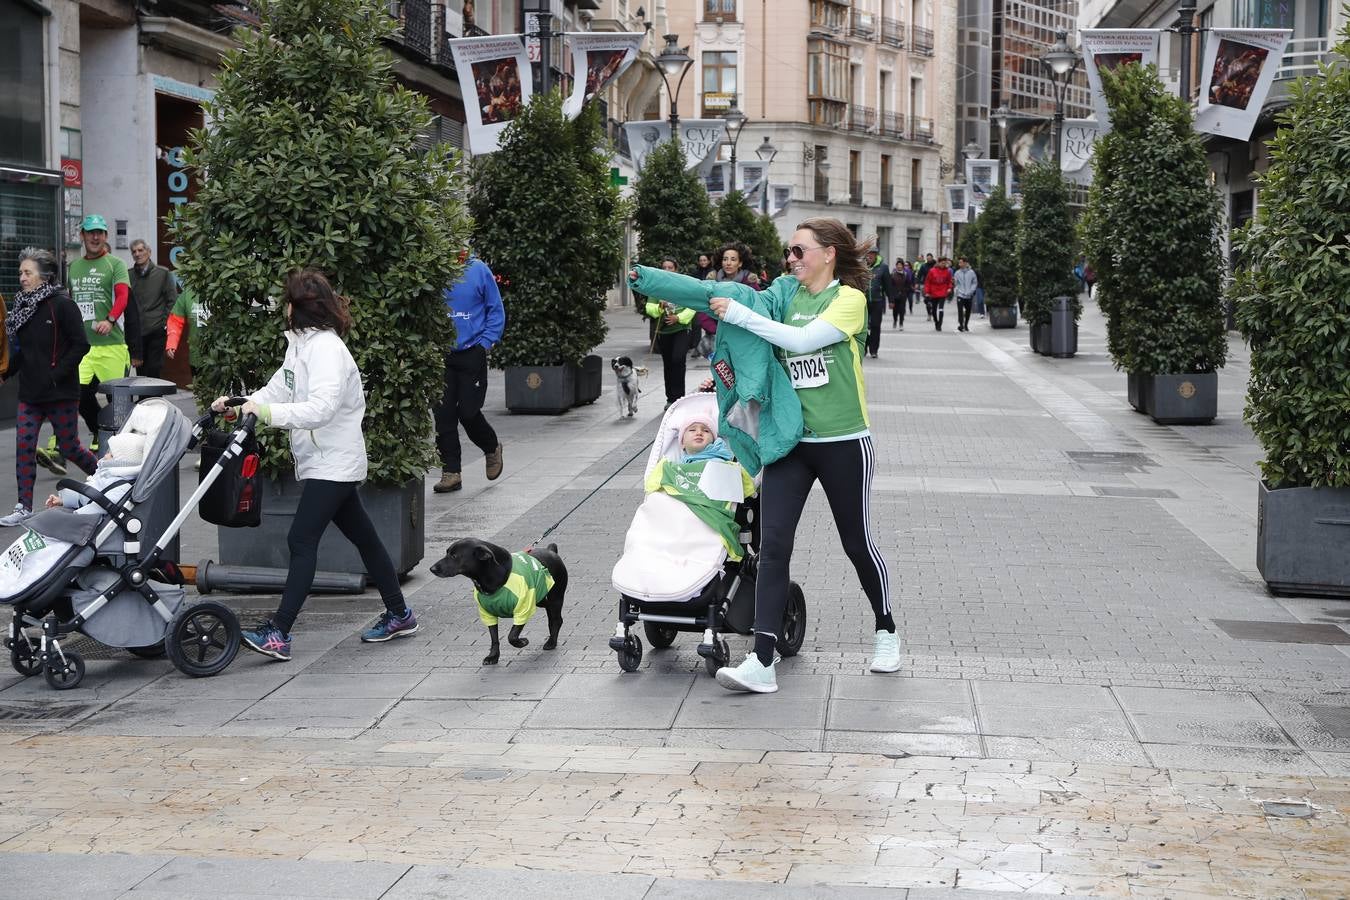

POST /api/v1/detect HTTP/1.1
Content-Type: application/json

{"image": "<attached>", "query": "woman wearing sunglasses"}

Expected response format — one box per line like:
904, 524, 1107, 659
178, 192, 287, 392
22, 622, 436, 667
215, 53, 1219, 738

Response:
629, 218, 895, 694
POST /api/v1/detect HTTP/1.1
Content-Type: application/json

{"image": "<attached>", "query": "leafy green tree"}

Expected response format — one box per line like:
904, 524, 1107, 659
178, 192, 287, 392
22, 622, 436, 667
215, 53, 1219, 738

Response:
977, 184, 1019, 308
1016, 161, 1079, 326
1081, 63, 1226, 375
633, 139, 717, 270
1233, 25, 1350, 488
469, 93, 623, 368
955, 214, 983, 270
713, 190, 784, 279
172, 0, 469, 485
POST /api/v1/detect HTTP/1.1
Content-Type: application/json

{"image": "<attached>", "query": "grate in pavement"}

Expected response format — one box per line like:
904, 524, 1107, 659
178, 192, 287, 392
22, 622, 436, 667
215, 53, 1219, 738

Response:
1304, 705, 1350, 740
1065, 451, 1157, 472
1212, 620, 1350, 645
1091, 485, 1179, 499
0, 704, 95, 721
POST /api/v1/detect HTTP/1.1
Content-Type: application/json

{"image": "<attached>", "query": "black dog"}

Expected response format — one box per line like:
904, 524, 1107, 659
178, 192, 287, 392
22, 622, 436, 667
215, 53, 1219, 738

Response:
430, 538, 568, 665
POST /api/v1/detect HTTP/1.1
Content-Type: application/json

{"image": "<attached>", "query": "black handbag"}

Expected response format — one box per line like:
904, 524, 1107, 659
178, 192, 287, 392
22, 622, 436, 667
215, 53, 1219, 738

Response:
198, 425, 262, 527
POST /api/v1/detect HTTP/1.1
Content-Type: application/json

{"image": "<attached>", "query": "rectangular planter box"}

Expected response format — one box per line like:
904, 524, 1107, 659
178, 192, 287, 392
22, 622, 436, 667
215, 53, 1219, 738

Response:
572, 354, 603, 406
217, 476, 424, 577
1127, 372, 1148, 414
988, 306, 1018, 329
1030, 322, 1049, 354
1147, 372, 1217, 425
1257, 481, 1350, 598
505, 364, 575, 414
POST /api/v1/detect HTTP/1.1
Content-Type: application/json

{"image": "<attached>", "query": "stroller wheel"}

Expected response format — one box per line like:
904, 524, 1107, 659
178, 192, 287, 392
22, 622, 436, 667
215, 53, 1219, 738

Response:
643, 622, 678, 649
703, 636, 730, 678
10, 641, 43, 678
127, 644, 167, 660
776, 582, 807, 658
167, 601, 241, 678
44, 650, 85, 690
617, 635, 643, 673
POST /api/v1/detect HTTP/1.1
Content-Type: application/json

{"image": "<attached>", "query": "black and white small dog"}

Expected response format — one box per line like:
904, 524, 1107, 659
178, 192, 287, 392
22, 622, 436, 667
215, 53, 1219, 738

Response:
611, 355, 642, 418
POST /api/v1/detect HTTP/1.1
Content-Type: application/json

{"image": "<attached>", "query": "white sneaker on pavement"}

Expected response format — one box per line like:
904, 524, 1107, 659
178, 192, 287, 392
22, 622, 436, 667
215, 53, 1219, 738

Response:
715, 653, 779, 693
0, 505, 33, 528
870, 630, 901, 673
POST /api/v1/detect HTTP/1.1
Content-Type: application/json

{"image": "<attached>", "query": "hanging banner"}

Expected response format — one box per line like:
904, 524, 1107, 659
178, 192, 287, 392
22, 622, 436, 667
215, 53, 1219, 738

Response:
560, 32, 644, 119
769, 183, 792, 217
623, 121, 668, 170
964, 159, 999, 204
1081, 29, 1161, 129
704, 161, 729, 200
448, 34, 532, 154
1195, 29, 1292, 141
622, 119, 727, 172
946, 184, 968, 223
737, 161, 767, 199
1061, 118, 1099, 184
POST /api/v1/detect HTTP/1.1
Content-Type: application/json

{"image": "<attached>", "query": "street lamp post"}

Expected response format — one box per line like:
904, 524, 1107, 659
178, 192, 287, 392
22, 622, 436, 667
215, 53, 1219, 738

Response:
1040, 31, 1082, 171
523, 1, 555, 95
655, 34, 694, 130
1173, 0, 1199, 101
991, 103, 1015, 192
722, 103, 746, 192
755, 135, 778, 215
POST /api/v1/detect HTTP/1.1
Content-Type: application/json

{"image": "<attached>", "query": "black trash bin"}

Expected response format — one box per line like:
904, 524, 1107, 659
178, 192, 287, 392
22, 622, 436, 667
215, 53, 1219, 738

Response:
96, 377, 181, 561
1049, 295, 1078, 359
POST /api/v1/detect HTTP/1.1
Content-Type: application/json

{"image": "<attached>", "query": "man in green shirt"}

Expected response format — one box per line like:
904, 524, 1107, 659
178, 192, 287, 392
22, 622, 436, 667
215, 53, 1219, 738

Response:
66, 214, 137, 447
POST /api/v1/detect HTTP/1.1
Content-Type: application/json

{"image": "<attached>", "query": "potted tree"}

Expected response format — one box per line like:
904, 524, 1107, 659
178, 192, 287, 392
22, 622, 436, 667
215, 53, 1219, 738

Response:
172, 0, 468, 577
714, 189, 783, 279
1017, 161, 1079, 357
471, 93, 623, 414
633, 138, 718, 268
1233, 25, 1350, 598
1082, 63, 1227, 423
978, 185, 1019, 328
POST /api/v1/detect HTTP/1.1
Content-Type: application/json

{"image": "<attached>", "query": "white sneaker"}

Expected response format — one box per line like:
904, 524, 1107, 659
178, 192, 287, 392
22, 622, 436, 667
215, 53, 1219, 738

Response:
870, 630, 901, 673
715, 653, 779, 693
0, 505, 33, 527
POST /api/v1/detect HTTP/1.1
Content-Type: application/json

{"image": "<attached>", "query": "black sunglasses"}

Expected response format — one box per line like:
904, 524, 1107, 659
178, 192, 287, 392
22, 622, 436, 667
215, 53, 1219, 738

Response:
783, 244, 823, 261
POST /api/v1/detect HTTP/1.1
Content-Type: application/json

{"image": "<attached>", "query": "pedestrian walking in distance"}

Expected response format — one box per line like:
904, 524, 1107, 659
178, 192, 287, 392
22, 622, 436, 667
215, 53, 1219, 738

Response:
433, 251, 505, 494
644, 258, 695, 406
864, 248, 891, 358
923, 257, 954, 331
916, 253, 936, 319
128, 238, 177, 379
220, 269, 417, 662
953, 256, 979, 332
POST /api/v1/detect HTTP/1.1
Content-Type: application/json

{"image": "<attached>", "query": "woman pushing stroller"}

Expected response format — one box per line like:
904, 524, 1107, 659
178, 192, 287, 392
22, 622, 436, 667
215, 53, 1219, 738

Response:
629, 217, 897, 694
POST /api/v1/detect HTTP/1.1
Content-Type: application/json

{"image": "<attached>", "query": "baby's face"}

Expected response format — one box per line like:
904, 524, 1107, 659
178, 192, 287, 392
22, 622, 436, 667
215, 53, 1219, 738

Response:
682, 423, 714, 453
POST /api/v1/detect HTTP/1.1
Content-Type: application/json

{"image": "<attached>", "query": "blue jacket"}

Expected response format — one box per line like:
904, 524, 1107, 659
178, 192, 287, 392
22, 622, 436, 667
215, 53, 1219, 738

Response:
445, 258, 505, 351
630, 266, 804, 475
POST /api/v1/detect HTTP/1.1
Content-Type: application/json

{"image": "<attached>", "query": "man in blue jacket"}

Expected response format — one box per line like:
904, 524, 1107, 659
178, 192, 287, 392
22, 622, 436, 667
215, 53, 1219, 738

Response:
434, 253, 506, 493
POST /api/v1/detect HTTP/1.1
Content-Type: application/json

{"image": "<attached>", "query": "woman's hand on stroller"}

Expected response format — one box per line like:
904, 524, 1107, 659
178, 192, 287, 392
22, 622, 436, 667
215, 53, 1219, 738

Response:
211, 396, 256, 422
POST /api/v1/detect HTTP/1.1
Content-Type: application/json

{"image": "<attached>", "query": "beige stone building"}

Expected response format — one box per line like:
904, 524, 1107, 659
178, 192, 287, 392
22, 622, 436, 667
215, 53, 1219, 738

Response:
648, 0, 956, 260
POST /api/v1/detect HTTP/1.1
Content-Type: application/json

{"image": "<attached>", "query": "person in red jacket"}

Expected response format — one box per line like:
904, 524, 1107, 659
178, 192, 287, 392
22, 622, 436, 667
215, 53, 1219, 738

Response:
922, 256, 954, 331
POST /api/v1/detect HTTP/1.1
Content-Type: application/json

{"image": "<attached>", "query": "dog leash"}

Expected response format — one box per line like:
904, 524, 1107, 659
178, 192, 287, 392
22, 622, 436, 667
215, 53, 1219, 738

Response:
524, 437, 656, 551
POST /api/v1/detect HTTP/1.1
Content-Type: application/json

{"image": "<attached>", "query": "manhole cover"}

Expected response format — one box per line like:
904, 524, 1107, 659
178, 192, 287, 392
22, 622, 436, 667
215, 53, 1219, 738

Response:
1304, 706, 1350, 740
1091, 485, 1179, 499
1066, 451, 1157, 472
0, 704, 95, 721
1261, 800, 1314, 819
1213, 620, 1350, 645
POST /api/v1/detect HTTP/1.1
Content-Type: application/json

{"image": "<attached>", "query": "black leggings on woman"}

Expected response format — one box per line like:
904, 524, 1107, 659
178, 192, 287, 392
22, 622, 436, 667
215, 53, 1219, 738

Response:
752, 436, 893, 666
273, 479, 406, 634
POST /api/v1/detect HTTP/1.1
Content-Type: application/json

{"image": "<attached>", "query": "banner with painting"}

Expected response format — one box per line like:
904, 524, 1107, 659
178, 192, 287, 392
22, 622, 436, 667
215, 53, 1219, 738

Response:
1080, 29, 1161, 129
946, 185, 969, 224
1195, 29, 1292, 141
964, 159, 999, 204
447, 34, 532, 154
560, 32, 644, 119
622, 119, 727, 172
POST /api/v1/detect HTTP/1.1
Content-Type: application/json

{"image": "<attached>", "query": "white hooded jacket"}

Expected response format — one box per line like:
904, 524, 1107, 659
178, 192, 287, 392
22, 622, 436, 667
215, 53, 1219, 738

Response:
249, 328, 368, 482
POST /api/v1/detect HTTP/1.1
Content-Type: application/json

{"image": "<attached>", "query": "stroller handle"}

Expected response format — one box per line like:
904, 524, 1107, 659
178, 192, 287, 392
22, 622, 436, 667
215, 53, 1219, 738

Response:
188, 397, 258, 449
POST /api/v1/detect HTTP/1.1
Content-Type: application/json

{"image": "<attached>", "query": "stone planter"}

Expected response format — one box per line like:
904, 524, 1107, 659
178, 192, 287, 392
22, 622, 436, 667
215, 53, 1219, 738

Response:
1146, 372, 1217, 425
988, 305, 1018, 329
505, 364, 575, 414
1030, 322, 1050, 354
217, 475, 424, 578
572, 355, 603, 406
1257, 481, 1350, 598
1127, 372, 1148, 414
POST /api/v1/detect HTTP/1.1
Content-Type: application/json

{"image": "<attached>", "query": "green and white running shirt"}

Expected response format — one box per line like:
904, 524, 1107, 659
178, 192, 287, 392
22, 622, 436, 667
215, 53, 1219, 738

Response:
776, 282, 870, 439
68, 253, 130, 347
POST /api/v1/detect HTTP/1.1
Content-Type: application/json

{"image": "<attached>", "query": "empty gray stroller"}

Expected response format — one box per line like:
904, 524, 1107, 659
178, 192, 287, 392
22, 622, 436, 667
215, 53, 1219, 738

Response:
2, 398, 255, 690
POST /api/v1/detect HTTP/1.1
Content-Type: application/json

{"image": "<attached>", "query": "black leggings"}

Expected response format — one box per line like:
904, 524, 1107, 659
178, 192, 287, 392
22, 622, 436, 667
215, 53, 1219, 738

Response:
753, 437, 893, 665
273, 479, 406, 634
931, 298, 947, 329
957, 297, 973, 330
656, 328, 690, 404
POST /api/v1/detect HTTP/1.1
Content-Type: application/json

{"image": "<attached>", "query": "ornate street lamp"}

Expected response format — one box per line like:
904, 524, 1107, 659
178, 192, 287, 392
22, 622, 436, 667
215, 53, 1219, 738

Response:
655, 34, 694, 129
755, 136, 778, 214
1040, 31, 1082, 170
723, 103, 746, 191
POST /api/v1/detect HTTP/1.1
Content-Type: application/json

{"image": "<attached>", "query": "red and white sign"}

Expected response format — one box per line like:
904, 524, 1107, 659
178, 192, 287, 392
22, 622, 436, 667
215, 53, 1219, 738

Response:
61, 158, 83, 188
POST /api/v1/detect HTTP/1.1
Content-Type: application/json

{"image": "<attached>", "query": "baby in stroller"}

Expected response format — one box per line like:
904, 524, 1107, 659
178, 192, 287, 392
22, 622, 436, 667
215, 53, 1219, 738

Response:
609, 393, 807, 674
43, 431, 146, 513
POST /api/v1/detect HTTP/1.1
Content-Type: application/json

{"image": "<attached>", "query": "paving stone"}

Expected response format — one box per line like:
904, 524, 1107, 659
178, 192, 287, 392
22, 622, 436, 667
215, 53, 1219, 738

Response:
381, 864, 653, 899
379, 699, 536, 732
982, 736, 1151, 766
827, 699, 976, 734
665, 729, 824, 752
0, 851, 171, 899
1126, 711, 1292, 748
547, 673, 694, 700
674, 691, 827, 730
407, 672, 560, 700
226, 696, 397, 730
527, 697, 685, 730
1143, 743, 1324, 775
971, 681, 1116, 709
128, 856, 408, 898
830, 676, 970, 703
267, 673, 429, 699
977, 705, 1135, 742
822, 731, 984, 758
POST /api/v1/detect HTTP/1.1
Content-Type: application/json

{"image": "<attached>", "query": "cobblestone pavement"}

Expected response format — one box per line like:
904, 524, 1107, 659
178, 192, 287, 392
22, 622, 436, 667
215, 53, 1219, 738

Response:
2, 299, 1349, 896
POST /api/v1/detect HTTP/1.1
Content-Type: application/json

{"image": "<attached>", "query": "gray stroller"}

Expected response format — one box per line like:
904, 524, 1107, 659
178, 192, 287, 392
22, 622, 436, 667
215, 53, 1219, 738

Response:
2, 398, 254, 690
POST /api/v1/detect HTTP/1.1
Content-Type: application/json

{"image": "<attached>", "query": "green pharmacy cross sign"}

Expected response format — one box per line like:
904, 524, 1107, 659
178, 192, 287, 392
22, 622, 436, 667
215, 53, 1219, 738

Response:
610, 167, 628, 187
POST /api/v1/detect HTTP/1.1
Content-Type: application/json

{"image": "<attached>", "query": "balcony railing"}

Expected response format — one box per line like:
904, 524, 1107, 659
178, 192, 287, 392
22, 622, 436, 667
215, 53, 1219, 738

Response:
848, 10, 877, 40
849, 180, 863, 204
809, 99, 847, 127
881, 17, 905, 48
879, 110, 905, 139
911, 186, 924, 210
881, 184, 895, 207
908, 116, 934, 143
814, 173, 830, 203
400, 0, 432, 60
911, 24, 934, 56
847, 104, 876, 133
1275, 37, 1331, 79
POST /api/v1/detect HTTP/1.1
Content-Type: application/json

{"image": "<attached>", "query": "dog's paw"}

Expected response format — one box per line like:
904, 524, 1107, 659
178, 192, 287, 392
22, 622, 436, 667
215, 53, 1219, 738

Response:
543, 636, 558, 650
482, 653, 500, 665
508, 635, 529, 649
